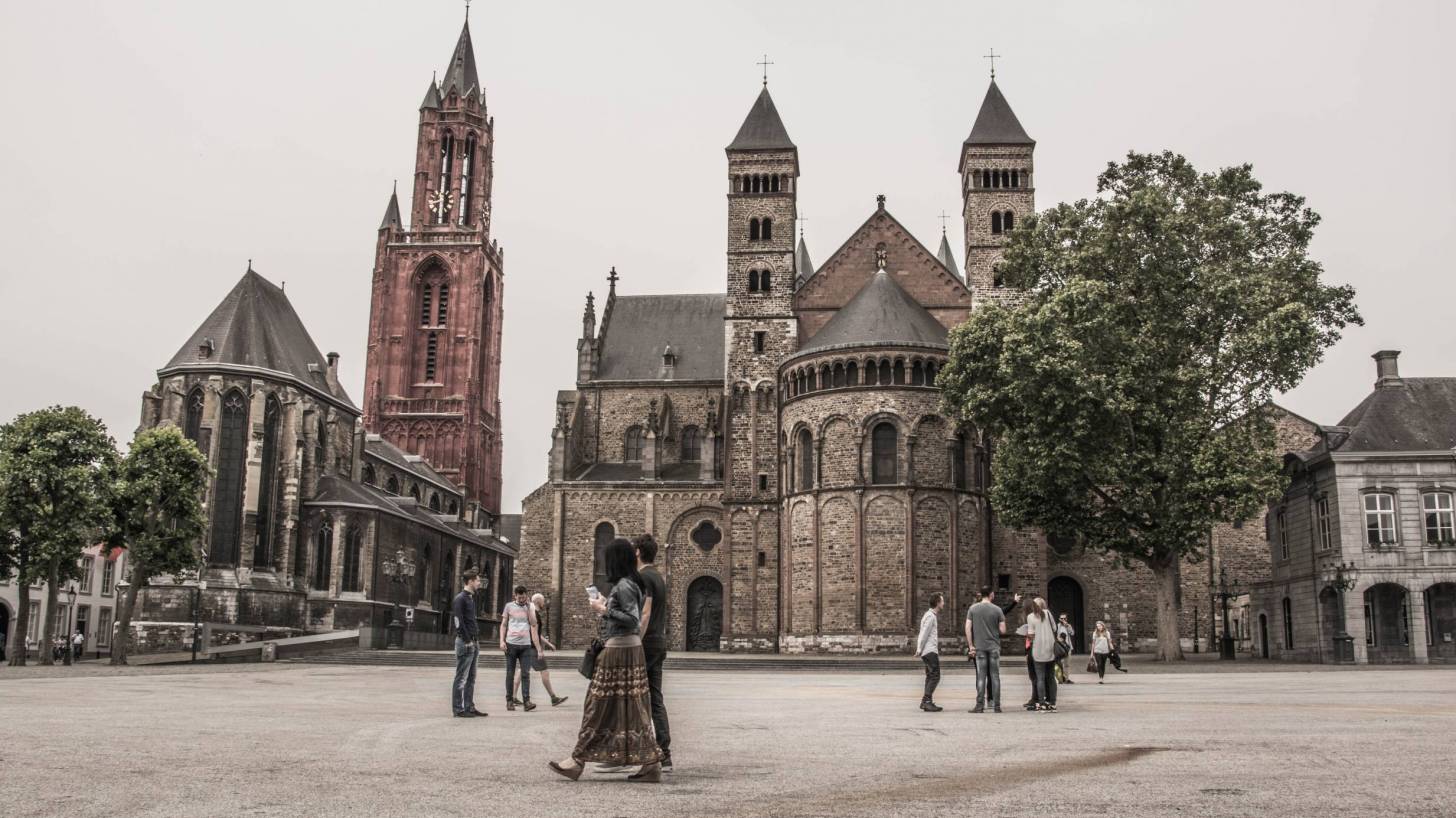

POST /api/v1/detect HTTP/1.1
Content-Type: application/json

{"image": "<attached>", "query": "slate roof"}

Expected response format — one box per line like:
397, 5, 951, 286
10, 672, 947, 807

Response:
727, 87, 795, 151
420, 79, 441, 110
161, 269, 356, 410
379, 187, 402, 230
308, 476, 510, 552
573, 462, 707, 482
1330, 378, 1456, 452
596, 294, 726, 381
363, 434, 460, 496
439, 21, 480, 96
799, 269, 949, 354
496, 514, 522, 545
964, 80, 1034, 146
795, 235, 815, 288
936, 232, 961, 280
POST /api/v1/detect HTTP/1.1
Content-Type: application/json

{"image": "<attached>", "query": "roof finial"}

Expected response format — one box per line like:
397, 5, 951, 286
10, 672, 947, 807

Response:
464, 0, 471, 22
247, 258, 253, 272
798, 211, 807, 238
876, 193, 886, 210
607, 266, 619, 295
939, 209, 950, 235
985, 48, 999, 80
757, 54, 774, 87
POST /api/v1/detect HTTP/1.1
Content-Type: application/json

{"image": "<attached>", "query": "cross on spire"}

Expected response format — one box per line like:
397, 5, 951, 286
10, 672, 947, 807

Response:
939, 210, 951, 234
607, 266, 619, 294
757, 54, 774, 87
985, 48, 999, 80
798, 211, 807, 238
464, 0, 471, 22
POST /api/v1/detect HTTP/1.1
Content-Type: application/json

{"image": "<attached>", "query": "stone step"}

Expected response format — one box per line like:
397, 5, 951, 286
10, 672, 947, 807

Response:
286, 649, 982, 673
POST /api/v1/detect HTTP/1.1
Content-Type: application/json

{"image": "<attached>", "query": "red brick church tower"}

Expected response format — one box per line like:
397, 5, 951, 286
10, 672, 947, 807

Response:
363, 17, 504, 522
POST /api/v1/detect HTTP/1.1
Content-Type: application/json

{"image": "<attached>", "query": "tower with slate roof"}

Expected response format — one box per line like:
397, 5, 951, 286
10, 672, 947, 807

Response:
363, 16, 505, 523
959, 80, 1035, 307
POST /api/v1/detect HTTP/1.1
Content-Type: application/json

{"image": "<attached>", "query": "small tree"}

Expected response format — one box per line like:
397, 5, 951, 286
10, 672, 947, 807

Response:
0, 407, 116, 666
107, 425, 210, 665
938, 152, 1361, 660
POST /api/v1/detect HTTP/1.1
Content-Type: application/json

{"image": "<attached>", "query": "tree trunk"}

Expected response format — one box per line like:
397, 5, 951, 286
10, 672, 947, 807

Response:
39, 561, 60, 666
110, 566, 144, 666
8, 581, 31, 666
1151, 554, 1185, 661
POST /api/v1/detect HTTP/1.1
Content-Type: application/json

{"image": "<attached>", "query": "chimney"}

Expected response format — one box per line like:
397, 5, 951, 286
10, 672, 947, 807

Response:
326, 352, 341, 391
1373, 350, 1401, 387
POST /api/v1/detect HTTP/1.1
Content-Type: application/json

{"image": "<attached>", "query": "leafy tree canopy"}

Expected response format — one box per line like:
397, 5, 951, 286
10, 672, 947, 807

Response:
106, 425, 210, 577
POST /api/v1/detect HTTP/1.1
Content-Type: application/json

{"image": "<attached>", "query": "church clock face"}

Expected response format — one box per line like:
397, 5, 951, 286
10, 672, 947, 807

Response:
428, 188, 454, 220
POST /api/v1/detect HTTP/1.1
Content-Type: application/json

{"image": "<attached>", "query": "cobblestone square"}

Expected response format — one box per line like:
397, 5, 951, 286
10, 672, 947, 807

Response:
2, 662, 1451, 817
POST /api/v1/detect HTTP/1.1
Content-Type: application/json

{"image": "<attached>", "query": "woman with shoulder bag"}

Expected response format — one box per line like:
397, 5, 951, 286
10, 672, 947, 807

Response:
1090, 621, 1114, 683
1028, 597, 1060, 712
549, 538, 663, 783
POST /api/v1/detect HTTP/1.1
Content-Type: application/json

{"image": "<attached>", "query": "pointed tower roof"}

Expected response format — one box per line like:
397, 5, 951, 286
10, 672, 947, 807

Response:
439, 21, 480, 96
800, 269, 948, 354
420, 78, 441, 110
936, 232, 961, 279
379, 184, 403, 230
160, 268, 357, 410
964, 80, 1034, 146
795, 234, 815, 289
728, 86, 795, 151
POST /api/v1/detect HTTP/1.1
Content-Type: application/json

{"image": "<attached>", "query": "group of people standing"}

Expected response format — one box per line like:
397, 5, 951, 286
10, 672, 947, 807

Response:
915, 587, 1126, 713
446, 533, 673, 784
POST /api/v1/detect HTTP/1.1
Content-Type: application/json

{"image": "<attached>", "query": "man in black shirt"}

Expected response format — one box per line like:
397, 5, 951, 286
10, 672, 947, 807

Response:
634, 534, 671, 772
451, 569, 486, 718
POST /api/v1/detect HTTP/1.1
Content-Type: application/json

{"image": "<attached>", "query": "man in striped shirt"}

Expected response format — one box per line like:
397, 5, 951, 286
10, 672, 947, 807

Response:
913, 593, 945, 712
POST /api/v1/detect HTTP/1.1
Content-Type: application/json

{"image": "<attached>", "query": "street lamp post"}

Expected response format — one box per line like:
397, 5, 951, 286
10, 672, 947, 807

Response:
1214, 567, 1240, 661
380, 550, 416, 650
190, 550, 209, 663
63, 583, 78, 666
1327, 561, 1357, 663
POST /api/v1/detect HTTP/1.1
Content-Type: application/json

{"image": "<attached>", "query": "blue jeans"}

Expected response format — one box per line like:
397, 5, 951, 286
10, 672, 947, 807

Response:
505, 643, 535, 701
974, 649, 1001, 707
1033, 660, 1058, 705
452, 638, 478, 714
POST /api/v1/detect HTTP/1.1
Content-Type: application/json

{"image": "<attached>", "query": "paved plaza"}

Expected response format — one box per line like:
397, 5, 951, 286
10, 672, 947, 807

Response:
1, 660, 1452, 817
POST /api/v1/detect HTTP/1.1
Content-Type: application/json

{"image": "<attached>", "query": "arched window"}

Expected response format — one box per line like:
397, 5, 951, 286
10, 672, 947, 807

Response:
429, 492, 441, 512
342, 527, 363, 593
926, 361, 937, 385
1011, 169, 1020, 188
314, 413, 327, 473
748, 269, 759, 292
593, 522, 615, 594
184, 387, 205, 446
981, 170, 991, 189
833, 363, 845, 388
893, 359, 906, 384
797, 429, 813, 491
458, 134, 476, 225
1000, 170, 1010, 188
254, 395, 282, 569
386, 474, 400, 495
209, 389, 249, 566
879, 359, 891, 384
760, 269, 771, 291
681, 426, 701, 461
846, 361, 858, 385
911, 361, 924, 386
953, 432, 967, 489
749, 218, 760, 240
313, 521, 333, 591
362, 463, 376, 486
1004, 211, 1015, 231
624, 426, 644, 462
991, 212, 1003, 234
751, 175, 761, 193
424, 332, 439, 382
1423, 492, 1455, 543
437, 283, 449, 326
420, 284, 433, 325
762, 218, 773, 241
448, 499, 459, 515
770, 175, 780, 192
410, 484, 421, 502
1282, 597, 1294, 648
436, 132, 455, 224
871, 422, 898, 484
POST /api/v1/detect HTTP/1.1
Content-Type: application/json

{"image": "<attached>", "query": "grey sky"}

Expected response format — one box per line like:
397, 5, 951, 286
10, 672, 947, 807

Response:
2, 1, 1452, 513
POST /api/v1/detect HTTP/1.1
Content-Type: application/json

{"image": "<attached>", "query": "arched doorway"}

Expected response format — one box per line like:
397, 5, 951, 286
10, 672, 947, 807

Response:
1364, 583, 1412, 663
1426, 583, 1456, 662
1258, 613, 1269, 658
685, 576, 723, 652
1047, 576, 1085, 653
1318, 586, 1341, 659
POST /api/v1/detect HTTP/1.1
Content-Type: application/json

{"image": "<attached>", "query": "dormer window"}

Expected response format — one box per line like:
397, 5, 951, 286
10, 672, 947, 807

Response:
197, 338, 215, 359
662, 346, 677, 367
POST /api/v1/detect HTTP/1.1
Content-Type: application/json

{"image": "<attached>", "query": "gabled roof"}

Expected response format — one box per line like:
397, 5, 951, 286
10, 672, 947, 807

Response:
595, 294, 725, 381
798, 269, 948, 354
936, 232, 961, 280
439, 21, 480, 96
727, 86, 795, 151
363, 434, 460, 497
795, 235, 815, 288
379, 187, 402, 230
964, 80, 1034, 146
1330, 378, 1456, 452
161, 269, 356, 410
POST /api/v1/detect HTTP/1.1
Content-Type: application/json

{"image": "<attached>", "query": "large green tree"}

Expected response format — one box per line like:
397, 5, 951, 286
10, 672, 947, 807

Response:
107, 425, 210, 665
939, 152, 1361, 660
0, 407, 117, 666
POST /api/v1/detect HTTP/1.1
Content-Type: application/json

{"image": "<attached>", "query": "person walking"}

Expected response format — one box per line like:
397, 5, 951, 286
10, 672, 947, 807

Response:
1028, 597, 1059, 712
450, 568, 487, 718
72, 629, 85, 662
914, 593, 945, 712
634, 534, 672, 772
512, 594, 568, 707
1055, 614, 1076, 684
548, 538, 663, 783
500, 584, 542, 712
1090, 621, 1116, 683
965, 587, 1020, 713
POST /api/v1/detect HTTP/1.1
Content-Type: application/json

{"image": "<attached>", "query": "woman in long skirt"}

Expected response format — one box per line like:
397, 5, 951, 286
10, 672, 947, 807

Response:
549, 538, 663, 783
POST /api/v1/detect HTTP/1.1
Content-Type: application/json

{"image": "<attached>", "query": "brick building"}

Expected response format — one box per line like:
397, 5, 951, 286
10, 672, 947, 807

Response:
517, 79, 1321, 654
1248, 351, 1456, 664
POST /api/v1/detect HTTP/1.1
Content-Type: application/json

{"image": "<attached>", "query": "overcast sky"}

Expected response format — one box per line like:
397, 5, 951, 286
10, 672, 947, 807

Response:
2, 1, 1452, 513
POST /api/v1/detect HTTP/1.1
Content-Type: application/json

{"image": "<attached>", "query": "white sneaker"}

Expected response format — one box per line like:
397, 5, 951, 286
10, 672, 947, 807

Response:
595, 764, 632, 774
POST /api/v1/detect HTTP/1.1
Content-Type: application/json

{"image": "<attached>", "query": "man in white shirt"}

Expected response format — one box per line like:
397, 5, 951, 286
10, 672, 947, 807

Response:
913, 593, 945, 712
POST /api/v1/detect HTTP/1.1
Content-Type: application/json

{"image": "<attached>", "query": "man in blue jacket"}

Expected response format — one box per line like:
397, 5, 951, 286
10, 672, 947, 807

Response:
452, 569, 487, 718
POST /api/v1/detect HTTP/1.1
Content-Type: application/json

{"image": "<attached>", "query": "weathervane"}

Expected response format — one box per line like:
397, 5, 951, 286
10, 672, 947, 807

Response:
757, 54, 774, 87
985, 48, 999, 80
